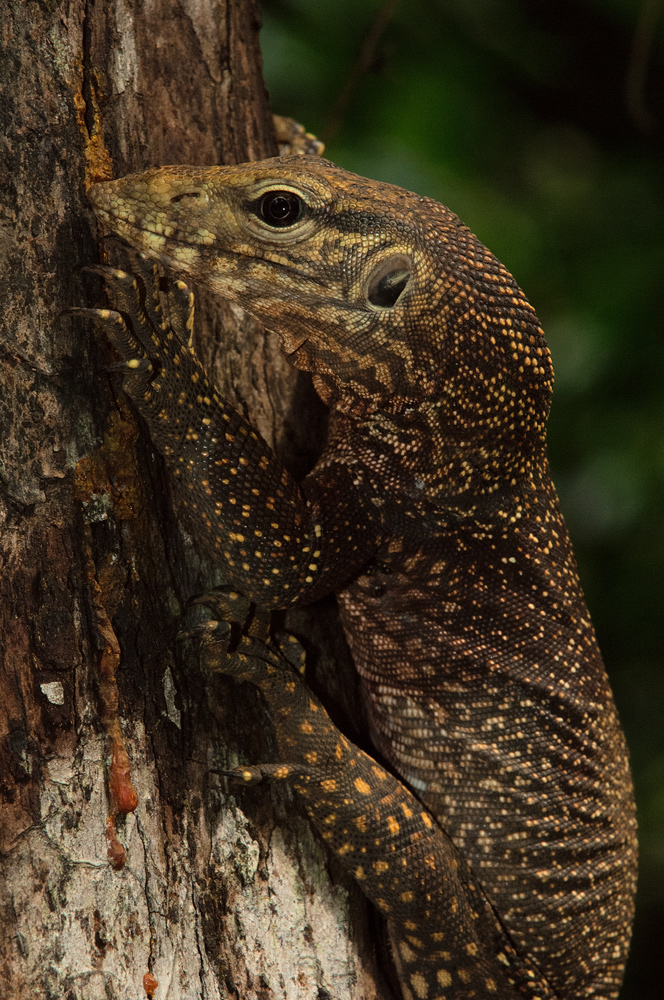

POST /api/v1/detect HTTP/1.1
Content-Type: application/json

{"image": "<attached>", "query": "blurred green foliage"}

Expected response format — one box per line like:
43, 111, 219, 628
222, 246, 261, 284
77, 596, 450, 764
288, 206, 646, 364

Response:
260, 1, 664, 996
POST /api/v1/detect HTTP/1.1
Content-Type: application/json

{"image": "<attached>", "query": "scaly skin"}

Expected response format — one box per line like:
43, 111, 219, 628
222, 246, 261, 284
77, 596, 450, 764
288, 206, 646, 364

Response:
83, 155, 637, 1000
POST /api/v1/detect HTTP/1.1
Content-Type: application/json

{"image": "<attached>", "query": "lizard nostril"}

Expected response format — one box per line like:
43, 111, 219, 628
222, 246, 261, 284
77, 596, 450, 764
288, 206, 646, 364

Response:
170, 190, 206, 206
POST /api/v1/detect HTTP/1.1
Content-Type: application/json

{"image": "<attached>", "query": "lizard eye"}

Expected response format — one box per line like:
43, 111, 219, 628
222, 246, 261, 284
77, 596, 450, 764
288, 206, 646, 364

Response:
366, 255, 412, 309
257, 190, 304, 228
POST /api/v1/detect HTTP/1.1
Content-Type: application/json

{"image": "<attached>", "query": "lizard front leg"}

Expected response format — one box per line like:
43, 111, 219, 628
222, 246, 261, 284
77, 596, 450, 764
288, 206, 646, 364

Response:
75, 262, 381, 608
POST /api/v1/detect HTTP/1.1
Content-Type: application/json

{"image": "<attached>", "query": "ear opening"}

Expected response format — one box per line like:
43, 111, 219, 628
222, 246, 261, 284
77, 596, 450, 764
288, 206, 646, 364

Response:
366, 254, 412, 309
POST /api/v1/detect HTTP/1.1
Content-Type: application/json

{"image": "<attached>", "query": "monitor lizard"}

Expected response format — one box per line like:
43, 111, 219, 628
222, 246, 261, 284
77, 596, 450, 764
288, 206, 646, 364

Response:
78, 153, 637, 1000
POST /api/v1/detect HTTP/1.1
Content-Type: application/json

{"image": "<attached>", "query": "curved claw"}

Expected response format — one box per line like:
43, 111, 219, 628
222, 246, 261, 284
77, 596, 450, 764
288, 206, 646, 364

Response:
167, 279, 195, 348
212, 763, 303, 786
69, 304, 135, 343
215, 765, 265, 786
273, 631, 307, 675
68, 305, 123, 322
104, 357, 153, 374
81, 264, 133, 283
69, 307, 151, 382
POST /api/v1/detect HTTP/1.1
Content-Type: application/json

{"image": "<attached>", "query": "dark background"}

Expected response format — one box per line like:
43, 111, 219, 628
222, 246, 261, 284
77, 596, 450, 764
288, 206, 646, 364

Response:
259, 1, 664, 996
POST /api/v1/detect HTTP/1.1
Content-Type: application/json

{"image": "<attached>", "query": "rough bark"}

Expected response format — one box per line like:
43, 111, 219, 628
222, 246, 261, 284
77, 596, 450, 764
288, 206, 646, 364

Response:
0, 3, 382, 998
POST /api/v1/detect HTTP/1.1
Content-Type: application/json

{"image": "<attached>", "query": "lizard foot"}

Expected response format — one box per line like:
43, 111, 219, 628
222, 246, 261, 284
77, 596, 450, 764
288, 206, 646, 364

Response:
179, 587, 306, 687
72, 262, 197, 402
181, 590, 326, 793
272, 114, 325, 157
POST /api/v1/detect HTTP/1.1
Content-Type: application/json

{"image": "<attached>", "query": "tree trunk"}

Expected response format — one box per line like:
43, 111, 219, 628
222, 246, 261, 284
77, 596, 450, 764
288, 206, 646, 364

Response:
0, 4, 383, 998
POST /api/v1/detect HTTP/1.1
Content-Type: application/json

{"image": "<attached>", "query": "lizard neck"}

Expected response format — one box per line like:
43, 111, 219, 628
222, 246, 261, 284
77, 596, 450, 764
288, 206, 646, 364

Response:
322, 395, 550, 519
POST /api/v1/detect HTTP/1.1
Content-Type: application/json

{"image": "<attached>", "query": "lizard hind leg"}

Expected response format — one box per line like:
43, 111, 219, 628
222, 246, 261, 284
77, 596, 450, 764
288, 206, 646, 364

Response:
181, 594, 551, 1000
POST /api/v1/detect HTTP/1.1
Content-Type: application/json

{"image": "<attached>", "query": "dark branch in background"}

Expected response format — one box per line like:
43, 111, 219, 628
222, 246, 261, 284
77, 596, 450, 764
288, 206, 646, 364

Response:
626, 0, 662, 134
323, 0, 401, 143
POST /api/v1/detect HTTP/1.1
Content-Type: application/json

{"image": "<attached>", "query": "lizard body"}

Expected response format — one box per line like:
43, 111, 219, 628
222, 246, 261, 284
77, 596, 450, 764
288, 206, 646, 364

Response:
84, 155, 637, 1000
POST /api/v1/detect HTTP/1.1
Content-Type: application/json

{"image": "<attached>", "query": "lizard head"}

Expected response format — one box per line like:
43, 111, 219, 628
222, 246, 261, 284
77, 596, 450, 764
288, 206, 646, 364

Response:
89, 156, 553, 444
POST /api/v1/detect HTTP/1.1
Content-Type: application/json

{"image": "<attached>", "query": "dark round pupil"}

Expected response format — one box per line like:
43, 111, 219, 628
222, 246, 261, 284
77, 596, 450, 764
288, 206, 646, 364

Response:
260, 191, 302, 227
